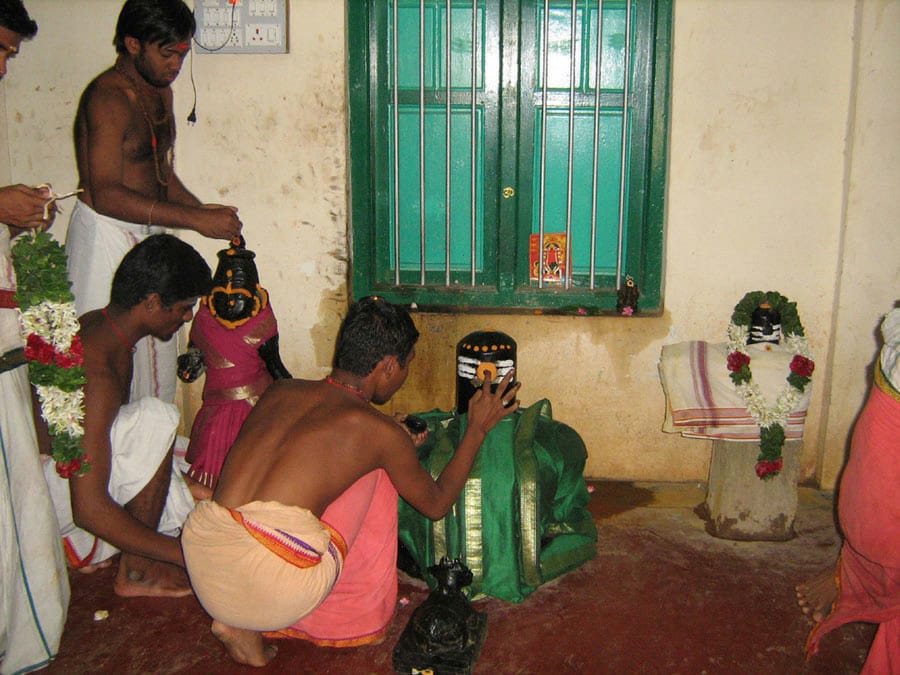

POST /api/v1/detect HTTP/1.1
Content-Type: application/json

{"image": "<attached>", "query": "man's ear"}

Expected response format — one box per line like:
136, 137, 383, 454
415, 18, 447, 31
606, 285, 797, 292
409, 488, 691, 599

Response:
372, 354, 397, 380
142, 292, 162, 314
124, 36, 141, 57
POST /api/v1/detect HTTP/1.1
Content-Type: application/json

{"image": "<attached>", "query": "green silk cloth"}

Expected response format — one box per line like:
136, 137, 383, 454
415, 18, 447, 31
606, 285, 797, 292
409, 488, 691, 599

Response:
398, 399, 597, 603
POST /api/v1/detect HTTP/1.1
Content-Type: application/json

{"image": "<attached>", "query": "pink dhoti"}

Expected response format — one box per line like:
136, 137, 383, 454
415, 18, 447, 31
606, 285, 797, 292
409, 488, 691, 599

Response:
807, 375, 900, 674
267, 468, 400, 647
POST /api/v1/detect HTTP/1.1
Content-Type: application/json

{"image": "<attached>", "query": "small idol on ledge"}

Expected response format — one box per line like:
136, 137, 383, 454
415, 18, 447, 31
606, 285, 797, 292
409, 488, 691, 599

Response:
616, 274, 640, 316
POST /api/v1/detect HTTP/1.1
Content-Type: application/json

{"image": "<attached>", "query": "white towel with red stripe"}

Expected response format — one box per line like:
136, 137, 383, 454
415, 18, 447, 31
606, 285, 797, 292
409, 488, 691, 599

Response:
658, 340, 810, 441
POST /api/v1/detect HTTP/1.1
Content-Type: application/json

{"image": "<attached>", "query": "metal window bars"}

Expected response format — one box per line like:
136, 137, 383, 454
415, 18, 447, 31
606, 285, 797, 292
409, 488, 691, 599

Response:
389, 0, 631, 291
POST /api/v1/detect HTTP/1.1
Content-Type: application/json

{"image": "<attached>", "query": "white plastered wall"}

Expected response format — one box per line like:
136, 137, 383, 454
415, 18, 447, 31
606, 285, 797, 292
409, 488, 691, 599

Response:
2, 0, 896, 487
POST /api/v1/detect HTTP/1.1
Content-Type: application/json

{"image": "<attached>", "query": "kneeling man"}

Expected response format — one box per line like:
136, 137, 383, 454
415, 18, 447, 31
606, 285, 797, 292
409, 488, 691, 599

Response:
44, 234, 211, 596
182, 296, 520, 666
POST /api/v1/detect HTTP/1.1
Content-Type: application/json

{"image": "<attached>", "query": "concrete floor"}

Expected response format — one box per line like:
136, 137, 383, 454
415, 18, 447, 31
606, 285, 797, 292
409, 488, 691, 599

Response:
43, 481, 873, 674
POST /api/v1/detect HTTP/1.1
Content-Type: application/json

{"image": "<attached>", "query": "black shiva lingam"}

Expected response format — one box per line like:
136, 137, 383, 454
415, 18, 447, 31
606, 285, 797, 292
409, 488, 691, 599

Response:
393, 557, 488, 675
455, 330, 517, 414
747, 302, 782, 345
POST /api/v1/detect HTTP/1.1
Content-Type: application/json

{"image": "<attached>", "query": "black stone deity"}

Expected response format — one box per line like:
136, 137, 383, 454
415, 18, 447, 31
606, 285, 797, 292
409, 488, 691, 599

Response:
747, 302, 782, 345
393, 558, 488, 675
455, 330, 517, 414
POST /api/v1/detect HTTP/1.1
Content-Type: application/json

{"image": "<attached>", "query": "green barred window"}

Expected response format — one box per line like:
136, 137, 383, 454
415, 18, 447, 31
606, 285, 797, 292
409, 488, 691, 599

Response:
347, 0, 672, 312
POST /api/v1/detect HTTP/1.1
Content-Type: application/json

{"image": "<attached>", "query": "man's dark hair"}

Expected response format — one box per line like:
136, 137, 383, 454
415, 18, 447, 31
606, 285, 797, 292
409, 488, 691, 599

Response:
333, 297, 420, 376
111, 234, 212, 309
114, 0, 195, 54
0, 0, 37, 38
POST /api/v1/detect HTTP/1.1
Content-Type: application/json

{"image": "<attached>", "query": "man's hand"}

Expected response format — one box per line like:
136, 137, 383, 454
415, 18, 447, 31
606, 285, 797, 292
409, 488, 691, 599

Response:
394, 413, 429, 448
193, 204, 243, 240
0, 184, 57, 232
466, 370, 520, 436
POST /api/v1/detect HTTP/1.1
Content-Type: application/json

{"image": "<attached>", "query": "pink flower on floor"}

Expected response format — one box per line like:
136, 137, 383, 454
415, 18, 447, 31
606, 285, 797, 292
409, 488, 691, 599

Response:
621, 306, 634, 316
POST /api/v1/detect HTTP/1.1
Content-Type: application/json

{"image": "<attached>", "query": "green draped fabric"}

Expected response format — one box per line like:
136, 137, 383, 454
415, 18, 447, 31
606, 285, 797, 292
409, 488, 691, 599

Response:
398, 399, 597, 603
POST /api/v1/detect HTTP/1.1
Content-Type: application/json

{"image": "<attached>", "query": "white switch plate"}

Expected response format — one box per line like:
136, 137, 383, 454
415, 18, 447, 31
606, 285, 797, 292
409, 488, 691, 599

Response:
194, 0, 288, 54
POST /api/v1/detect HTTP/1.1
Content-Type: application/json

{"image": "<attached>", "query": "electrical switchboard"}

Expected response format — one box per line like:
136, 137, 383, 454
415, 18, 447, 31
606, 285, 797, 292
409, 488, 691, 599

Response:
194, 0, 288, 55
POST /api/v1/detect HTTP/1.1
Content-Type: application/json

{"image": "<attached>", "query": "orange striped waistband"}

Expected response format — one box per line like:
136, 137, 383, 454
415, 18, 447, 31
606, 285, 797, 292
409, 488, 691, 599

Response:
228, 507, 348, 570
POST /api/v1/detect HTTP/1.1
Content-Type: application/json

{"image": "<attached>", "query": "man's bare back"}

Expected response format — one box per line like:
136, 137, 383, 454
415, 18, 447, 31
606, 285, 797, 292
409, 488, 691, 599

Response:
214, 378, 420, 516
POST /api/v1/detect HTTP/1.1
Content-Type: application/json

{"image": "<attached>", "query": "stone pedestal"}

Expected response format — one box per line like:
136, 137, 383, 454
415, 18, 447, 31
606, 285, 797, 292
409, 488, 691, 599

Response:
703, 440, 802, 541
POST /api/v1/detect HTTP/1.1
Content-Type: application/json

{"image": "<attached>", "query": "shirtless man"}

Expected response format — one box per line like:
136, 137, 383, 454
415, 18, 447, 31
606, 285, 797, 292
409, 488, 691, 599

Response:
44, 234, 212, 597
182, 297, 521, 666
66, 0, 242, 404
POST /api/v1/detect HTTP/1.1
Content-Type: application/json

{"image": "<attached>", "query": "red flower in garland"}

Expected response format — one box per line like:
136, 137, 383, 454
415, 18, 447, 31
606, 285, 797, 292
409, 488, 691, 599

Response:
727, 351, 751, 373
754, 458, 783, 479
56, 457, 83, 479
24, 332, 85, 368
25, 332, 56, 364
789, 355, 815, 378
55, 335, 84, 368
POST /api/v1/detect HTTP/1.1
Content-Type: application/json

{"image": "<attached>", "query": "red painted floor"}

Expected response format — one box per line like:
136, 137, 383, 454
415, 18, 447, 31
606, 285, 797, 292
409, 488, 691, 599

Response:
43, 482, 873, 674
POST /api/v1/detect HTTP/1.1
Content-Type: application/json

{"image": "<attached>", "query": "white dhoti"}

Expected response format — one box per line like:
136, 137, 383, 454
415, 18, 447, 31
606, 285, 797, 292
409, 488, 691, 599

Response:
43, 397, 195, 567
65, 200, 176, 403
0, 230, 69, 674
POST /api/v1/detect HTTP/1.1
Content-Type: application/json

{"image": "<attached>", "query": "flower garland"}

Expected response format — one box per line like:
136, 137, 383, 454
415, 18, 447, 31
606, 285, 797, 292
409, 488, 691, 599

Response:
12, 230, 89, 477
726, 291, 814, 480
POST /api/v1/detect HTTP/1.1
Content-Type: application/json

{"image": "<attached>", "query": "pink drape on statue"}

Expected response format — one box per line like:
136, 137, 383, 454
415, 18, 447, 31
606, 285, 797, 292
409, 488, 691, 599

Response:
185, 303, 278, 488
266, 468, 399, 647
807, 381, 900, 674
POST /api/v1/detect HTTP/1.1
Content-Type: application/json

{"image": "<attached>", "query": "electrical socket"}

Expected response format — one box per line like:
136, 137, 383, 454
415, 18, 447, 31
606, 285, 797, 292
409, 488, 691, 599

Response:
194, 0, 287, 54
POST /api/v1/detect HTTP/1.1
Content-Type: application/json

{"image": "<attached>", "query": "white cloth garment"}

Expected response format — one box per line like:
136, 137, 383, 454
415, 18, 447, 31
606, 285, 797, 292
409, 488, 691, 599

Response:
658, 340, 811, 441
65, 200, 176, 403
43, 397, 195, 567
0, 227, 69, 675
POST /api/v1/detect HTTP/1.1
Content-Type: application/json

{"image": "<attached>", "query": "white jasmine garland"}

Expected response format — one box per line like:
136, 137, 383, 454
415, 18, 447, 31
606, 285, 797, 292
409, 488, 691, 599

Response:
19, 299, 80, 352
35, 384, 85, 437
12, 229, 89, 477
729, 329, 809, 429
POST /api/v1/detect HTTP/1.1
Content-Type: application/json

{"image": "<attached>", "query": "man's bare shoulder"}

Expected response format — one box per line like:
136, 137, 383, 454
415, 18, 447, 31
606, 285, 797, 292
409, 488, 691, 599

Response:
78, 68, 132, 115
78, 311, 130, 392
256, 377, 318, 402
78, 310, 106, 350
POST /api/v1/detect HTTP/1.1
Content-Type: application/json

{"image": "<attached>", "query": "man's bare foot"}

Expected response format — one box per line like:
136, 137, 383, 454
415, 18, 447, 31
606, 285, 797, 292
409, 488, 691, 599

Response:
114, 555, 193, 598
211, 620, 277, 667
796, 567, 838, 622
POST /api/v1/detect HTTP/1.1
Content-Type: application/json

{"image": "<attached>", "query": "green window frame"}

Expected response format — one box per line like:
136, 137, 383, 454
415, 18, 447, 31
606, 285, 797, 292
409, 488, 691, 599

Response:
348, 0, 672, 313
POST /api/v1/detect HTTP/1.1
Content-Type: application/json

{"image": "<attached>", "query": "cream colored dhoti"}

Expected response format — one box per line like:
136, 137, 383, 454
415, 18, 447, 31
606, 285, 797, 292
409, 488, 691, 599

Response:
65, 200, 176, 403
182, 500, 347, 631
